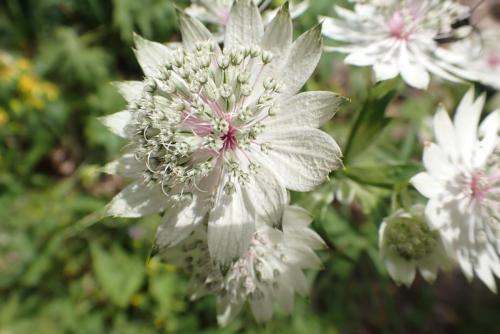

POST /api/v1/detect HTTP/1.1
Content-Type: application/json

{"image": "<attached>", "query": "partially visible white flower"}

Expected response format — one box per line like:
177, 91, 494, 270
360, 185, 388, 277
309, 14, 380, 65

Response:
379, 206, 452, 287
436, 29, 500, 90
348, 0, 398, 6
261, 0, 309, 24
159, 205, 326, 325
101, 1, 342, 268
410, 88, 500, 292
186, 0, 309, 27
321, 0, 478, 89
470, 0, 500, 31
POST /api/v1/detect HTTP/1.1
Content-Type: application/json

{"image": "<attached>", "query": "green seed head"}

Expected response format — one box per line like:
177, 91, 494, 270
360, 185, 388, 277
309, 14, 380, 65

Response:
383, 212, 438, 261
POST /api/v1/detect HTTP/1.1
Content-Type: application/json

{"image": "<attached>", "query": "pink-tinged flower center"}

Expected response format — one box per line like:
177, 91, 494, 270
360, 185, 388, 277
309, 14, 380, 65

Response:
388, 12, 408, 39
487, 53, 500, 70
470, 173, 489, 201
469, 171, 500, 202
181, 111, 240, 152
221, 123, 238, 151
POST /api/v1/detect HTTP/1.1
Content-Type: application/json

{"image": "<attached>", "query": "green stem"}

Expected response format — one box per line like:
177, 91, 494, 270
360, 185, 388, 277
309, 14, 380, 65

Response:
62, 207, 107, 238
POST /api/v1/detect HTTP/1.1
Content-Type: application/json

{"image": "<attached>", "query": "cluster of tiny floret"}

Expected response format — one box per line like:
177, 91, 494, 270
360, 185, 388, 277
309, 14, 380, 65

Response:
177, 228, 290, 304
127, 41, 284, 198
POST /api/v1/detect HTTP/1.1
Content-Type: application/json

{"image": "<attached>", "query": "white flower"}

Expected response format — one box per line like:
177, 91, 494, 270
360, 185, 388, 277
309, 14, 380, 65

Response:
436, 29, 500, 90
101, 0, 342, 268
186, 0, 309, 27
158, 205, 326, 325
379, 206, 451, 287
410, 88, 500, 292
321, 0, 478, 89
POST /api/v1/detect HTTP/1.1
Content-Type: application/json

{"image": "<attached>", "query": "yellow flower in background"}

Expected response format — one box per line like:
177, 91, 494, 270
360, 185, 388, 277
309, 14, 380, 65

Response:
11, 68, 59, 111
1, 52, 60, 114
18, 74, 37, 95
0, 66, 14, 80
41, 82, 59, 101
16, 58, 31, 71
27, 97, 45, 110
0, 107, 9, 125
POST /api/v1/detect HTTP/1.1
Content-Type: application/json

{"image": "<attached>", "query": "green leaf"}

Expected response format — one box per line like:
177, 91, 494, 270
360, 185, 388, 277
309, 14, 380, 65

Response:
91, 243, 145, 307
341, 163, 421, 189
149, 270, 186, 320
0, 295, 21, 325
22, 234, 64, 286
343, 79, 400, 164
112, 0, 177, 41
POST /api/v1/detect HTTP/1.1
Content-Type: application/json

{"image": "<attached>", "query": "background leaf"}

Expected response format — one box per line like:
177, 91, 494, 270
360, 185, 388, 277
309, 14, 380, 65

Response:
343, 79, 400, 164
91, 243, 145, 307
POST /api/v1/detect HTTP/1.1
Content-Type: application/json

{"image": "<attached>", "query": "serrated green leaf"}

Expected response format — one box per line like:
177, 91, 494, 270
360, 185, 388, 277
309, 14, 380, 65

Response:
37, 27, 111, 87
112, 0, 177, 41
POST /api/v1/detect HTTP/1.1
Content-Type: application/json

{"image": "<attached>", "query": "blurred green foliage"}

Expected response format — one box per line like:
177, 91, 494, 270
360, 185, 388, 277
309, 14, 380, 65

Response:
1, 0, 500, 333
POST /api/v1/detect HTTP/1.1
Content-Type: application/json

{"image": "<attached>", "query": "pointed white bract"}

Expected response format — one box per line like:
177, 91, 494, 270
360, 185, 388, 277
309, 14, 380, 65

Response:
379, 206, 452, 287
102, 1, 342, 273
159, 205, 326, 326
436, 29, 500, 90
321, 0, 478, 89
186, 0, 309, 27
410, 88, 500, 292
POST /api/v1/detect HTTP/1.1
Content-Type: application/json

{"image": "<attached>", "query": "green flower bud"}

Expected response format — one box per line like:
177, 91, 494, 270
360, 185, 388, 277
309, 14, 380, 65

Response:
383, 211, 438, 261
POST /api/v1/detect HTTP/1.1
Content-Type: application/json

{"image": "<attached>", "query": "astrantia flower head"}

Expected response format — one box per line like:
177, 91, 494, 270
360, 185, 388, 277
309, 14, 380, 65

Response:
186, 0, 309, 27
379, 205, 451, 287
321, 0, 478, 89
159, 205, 326, 325
411, 88, 500, 291
102, 0, 342, 268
